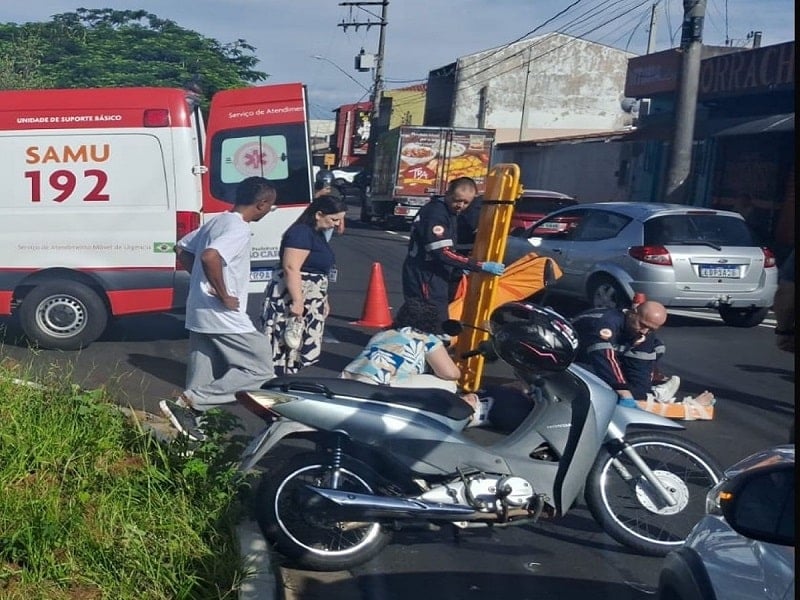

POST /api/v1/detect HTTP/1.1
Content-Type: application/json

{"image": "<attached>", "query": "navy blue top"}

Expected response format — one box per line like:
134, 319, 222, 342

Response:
572, 307, 665, 399
280, 223, 335, 274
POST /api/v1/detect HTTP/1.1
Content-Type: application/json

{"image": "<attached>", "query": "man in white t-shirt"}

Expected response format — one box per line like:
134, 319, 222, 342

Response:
159, 176, 277, 441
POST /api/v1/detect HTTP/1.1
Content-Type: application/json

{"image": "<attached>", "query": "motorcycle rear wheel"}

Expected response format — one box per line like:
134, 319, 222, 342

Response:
254, 451, 391, 571
585, 431, 722, 556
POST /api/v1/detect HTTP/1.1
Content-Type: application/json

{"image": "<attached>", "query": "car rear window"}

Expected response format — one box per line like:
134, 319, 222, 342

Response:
644, 214, 757, 247
516, 196, 575, 214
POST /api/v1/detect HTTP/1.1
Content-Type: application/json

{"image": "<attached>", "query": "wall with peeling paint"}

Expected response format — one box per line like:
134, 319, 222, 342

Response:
450, 33, 636, 143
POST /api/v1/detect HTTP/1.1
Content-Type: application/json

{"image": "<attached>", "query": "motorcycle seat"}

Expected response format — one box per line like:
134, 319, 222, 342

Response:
264, 376, 474, 421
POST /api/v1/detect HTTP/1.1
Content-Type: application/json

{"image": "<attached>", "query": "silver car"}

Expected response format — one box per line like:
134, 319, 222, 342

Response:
657, 445, 795, 600
504, 202, 779, 327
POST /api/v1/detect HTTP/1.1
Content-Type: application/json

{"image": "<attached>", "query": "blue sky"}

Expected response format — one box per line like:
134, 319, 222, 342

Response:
2, 1, 794, 119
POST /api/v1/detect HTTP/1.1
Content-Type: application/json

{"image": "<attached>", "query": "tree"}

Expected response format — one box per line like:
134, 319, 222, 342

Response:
0, 30, 53, 89
0, 8, 267, 104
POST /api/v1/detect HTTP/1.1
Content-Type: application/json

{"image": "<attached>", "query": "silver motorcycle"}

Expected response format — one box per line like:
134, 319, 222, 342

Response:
237, 302, 722, 571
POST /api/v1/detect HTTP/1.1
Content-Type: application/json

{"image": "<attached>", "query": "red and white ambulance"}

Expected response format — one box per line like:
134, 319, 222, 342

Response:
0, 83, 312, 349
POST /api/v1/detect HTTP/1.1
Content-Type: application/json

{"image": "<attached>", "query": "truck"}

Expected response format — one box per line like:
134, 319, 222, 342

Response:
0, 83, 313, 350
360, 126, 495, 225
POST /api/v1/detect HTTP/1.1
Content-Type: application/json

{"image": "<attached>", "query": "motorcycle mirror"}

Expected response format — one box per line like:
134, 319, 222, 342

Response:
441, 319, 492, 336
441, 319, 463, 336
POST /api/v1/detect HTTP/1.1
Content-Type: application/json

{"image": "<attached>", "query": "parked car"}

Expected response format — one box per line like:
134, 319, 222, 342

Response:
657, 445, 794, 600
312, 165, 363, 200
503, 202, 778, 327
510, 189, 578, 234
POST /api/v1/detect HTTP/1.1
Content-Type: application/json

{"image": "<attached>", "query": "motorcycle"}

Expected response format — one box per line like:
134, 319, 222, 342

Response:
236, 302, 722, 572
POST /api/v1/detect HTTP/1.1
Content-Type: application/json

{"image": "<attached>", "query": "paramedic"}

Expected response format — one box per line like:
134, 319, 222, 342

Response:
401, 177, 504, 324
572, 301, 679, 407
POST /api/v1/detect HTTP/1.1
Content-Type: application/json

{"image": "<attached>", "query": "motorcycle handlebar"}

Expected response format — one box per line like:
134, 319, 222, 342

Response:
459, 340, 494, 360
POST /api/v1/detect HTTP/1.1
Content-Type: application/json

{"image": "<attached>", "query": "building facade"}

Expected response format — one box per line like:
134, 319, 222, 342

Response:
625, 40, 795, 259
376, 83, 427, 132
424, 32, 636, 143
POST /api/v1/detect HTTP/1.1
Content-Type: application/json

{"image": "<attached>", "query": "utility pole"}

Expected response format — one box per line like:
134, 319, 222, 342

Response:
338, 1, 388, 173
664, 0, 706, 204
646, 2, 658, 54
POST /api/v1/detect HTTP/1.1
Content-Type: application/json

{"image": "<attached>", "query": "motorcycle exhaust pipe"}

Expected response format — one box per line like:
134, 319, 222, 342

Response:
307, 486, 477, 520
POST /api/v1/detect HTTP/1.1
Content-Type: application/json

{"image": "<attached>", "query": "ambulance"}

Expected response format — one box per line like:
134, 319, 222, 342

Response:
0, 83, 313, 350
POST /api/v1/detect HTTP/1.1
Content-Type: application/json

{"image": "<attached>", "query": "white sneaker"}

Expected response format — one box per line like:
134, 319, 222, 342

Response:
651, 375, 681, 403
284, 316, 304, 350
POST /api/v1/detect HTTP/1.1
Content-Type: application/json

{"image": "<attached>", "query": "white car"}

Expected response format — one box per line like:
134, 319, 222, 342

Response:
657, 445, 795, 600
312, 165, 362, 187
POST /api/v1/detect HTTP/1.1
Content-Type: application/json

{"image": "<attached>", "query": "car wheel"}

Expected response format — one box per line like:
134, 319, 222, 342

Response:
18, 280, 109, 350
718, 306, 768, 328
588, 276, 630, 310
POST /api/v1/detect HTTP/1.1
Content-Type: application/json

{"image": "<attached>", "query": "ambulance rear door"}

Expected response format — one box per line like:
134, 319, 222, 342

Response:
203, 83, 313, 294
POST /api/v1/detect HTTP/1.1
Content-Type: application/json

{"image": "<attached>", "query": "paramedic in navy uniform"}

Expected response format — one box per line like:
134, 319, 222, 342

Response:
401, 177, 505, 325
572, 301, 678, 407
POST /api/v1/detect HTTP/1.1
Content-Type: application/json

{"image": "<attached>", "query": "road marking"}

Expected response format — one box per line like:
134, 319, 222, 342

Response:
667, 308, 776, 328
385, 230, 410, 240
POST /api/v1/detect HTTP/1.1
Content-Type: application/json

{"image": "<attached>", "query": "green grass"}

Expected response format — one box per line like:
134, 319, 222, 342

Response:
0, 361, 256, 599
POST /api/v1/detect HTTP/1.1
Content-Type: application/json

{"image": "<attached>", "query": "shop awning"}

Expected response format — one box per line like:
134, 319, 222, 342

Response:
706, 113, 794, 137
625, 112, 794, 141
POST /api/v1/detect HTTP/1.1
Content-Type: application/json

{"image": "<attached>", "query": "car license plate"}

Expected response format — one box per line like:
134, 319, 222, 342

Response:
250, 269, 273, 282
394, 206, 419, 217
699, 265, 740, 278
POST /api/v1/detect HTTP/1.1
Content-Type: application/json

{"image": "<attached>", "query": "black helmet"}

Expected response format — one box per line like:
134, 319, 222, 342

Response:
489, 302, 579, 373
315, 169, 335, 188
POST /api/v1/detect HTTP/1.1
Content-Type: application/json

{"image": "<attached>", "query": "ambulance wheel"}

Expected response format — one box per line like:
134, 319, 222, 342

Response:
19, 280, 108, 350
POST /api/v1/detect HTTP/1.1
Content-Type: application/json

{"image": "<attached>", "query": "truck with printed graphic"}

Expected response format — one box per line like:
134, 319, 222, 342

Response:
0, 83, 313, 350
360, 125, 494, 225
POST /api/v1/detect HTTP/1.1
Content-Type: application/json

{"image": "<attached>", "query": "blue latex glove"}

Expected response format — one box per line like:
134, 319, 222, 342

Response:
481, 261, 505, 276
617, 396, 639, 409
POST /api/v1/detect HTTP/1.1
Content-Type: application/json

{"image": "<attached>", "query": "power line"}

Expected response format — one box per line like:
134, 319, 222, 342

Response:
456, 0, 648, 92
465, 0, 587, 68
453, 0, 638, 90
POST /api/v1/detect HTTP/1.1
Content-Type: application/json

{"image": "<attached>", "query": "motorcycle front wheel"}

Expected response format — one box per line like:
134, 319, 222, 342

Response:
254, 451, 391, 571
585, 431, 722, 556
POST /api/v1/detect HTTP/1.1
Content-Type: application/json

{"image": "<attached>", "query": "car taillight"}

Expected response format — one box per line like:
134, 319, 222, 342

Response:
629, 245, 672, 266
762, 247, 777, 268
176, 211, 200, 270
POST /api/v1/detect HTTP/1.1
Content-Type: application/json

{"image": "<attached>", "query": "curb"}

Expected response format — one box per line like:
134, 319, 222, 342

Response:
237, 519, 280, 600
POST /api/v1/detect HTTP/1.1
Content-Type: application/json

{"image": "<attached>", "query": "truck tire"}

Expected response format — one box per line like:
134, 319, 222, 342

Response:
360, 201, 372, 224
19, 280, 109, 350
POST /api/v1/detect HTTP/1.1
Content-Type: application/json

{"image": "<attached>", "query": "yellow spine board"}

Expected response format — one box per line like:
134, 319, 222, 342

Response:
455, 164, 522, 392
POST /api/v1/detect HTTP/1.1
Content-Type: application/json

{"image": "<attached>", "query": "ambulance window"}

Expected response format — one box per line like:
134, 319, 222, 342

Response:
209, 123, 311, 207
219, 136, 289, 182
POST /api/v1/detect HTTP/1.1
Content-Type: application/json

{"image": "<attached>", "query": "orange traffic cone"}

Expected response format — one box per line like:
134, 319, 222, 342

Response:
353, 262, 393, 328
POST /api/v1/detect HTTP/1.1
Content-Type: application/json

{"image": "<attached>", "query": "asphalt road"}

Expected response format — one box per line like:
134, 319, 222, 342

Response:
0, 210, 794, 600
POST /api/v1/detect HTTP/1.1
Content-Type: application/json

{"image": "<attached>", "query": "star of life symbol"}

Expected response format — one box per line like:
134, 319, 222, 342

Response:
233, 142, 278, 176
244, 148, 265, 169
